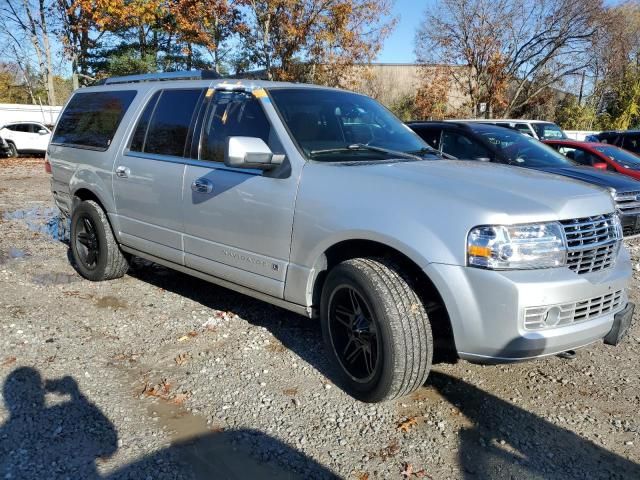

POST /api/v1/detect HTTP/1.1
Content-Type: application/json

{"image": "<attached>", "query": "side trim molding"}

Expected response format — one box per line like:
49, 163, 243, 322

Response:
120, 245, 313, 318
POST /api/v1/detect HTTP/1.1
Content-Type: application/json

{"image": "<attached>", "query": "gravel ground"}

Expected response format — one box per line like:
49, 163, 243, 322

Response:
1, 157, 639, 479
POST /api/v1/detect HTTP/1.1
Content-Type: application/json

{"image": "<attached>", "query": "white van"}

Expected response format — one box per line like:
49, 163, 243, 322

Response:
455, 119, 567, 140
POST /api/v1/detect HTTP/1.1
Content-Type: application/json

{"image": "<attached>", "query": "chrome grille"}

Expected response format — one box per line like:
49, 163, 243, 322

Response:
614, 190, 640, 215
524, 290, 625, 330
560, 213, 620, 274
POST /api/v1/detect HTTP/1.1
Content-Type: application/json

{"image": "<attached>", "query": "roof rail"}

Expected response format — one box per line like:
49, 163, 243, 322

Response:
101, 70, 219, 85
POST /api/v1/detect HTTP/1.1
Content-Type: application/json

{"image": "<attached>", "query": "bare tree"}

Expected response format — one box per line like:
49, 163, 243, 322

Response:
0, 0, 57, 105
416, 0, 602, 117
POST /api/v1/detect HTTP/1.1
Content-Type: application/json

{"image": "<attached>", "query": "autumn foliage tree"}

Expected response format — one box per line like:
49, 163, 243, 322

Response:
237, 0, 395, 85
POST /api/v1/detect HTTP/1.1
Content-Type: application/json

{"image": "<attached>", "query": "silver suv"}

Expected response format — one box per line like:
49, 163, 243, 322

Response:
49, 72, 634, 402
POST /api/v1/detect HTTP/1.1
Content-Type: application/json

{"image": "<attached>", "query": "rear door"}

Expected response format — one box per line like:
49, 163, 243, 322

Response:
113, 88, 205, 264
181, 89, 297, 298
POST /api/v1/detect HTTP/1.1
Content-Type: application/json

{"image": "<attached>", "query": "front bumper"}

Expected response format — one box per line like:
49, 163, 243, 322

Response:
425, 247, 633, 362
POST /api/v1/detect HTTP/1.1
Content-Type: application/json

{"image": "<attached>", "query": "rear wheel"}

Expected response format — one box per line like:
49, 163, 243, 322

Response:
7, 143, 17, 158
320, 257, 433, 402
70, 200, 129, 281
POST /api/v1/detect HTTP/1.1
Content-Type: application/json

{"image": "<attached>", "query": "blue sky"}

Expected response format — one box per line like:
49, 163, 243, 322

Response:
376, 0, 625, 64
376, 0, 429, 63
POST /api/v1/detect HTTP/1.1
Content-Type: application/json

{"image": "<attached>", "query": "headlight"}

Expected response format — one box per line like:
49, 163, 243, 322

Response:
467, 222, 566, 269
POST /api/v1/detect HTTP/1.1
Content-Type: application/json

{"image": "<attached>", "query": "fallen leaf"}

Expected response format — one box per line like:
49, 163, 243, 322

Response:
401, 463, 413, 478
414, 469, 431, 479
397, 417, 418, 433
283, 387, 298, 396
1, 356, 16, 367
172, 392, 190, 405
143, 379, 172, 399
174, 353, 190, 366
357, 473, 370, 480
187, 331, 198, 337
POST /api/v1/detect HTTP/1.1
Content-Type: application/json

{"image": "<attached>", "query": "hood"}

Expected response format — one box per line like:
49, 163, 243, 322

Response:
306, 159, 616, 225
537, 166, 640, 191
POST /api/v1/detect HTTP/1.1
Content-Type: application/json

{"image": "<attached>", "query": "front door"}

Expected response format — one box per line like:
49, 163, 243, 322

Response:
182, 90, 298, 298
113, 88, 205, 264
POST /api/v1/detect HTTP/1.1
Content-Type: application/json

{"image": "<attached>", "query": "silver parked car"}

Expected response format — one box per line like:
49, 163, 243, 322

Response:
49, 72, 634, 402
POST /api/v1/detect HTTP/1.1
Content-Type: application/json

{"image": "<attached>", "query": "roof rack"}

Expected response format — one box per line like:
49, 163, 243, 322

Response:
100, 70, 219, 85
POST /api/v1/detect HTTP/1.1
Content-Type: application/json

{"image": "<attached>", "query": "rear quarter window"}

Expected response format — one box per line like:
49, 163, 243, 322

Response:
52, 90, 137, 150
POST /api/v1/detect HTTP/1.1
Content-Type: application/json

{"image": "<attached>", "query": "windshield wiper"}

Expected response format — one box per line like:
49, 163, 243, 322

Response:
310, 143, 422, 161
409, 147, 457, 160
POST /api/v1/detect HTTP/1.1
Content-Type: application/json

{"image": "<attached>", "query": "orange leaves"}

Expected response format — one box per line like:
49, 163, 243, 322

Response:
397, 416, 418, 433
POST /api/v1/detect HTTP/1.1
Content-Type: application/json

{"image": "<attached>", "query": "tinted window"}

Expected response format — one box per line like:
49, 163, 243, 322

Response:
532, 122, 566, 140
144, 89, 203, 157
514, 123, 533, 136
412, 126, 441, 149
269, 88, 426, 161
594, 145, 640, 167
474, 127, 573, 168
52, 91, 137, 150
201, 91, 272, 162
441, 131, 491, 159
130, 91, 161, 152
558, 146, 597, 166
622, 134, 640, 154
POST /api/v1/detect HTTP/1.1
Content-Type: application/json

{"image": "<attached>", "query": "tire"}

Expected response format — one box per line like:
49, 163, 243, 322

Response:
70, 200, 129, 281
7, 143, 17, 158
320, 257, 433, 402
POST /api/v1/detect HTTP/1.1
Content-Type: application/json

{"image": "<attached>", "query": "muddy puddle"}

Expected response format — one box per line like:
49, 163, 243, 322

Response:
148, 401, 301, 479
32, 272, 81, 285
0, 247, 30, 264
95, 296, 127, 310
3, 206, 69, 242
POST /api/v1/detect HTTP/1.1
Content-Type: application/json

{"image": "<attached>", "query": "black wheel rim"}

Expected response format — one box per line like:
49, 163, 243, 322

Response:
75, 215, 99, 270
328, 286, 381, 383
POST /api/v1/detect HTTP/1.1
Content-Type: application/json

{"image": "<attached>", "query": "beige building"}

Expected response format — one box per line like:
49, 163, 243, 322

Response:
344, 63, 471, 115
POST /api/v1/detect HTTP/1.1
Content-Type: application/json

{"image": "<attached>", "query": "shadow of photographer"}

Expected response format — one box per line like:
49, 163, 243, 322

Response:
0, 366, 337, 479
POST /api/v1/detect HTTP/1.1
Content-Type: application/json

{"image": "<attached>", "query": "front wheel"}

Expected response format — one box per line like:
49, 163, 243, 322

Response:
70, 200, 129, 281
320, 258, 433, 402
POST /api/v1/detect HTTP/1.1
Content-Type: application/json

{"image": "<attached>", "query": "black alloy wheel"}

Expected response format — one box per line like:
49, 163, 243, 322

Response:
74, 215, 100, 270
327, 285, 381, 383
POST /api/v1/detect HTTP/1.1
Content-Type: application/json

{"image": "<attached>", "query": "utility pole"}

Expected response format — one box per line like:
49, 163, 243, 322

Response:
578, 70, 586, 106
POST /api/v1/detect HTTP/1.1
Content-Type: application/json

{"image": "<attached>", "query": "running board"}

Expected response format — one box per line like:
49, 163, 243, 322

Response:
120, 245, 313, 318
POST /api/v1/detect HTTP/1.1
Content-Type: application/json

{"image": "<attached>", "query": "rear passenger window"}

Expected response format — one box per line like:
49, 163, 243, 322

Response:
137, 89, 203, 157
52, 91, 136, 150
201, 91, 272, 162
129, 91, 161, 152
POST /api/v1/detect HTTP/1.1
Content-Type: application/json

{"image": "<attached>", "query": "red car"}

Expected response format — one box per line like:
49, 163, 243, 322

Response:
544, 139, 640, 181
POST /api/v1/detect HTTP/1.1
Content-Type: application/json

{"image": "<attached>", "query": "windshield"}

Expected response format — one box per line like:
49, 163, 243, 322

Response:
268, 88, 428, 161
532, 122, 567, 140
594, 145, 640, 167
475, 128, 575, 168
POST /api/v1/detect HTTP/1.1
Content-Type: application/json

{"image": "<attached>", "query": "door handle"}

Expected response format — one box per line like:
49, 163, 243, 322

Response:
191, 178, 213, 194
115, 166, 130, 178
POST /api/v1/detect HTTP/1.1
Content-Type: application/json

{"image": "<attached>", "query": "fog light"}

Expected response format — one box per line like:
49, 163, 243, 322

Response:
543, 306, 562, 326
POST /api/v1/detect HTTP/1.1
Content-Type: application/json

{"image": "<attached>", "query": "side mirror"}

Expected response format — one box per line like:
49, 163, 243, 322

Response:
593, 162, 608, 170
225, 136, 284, 170
38, 129, 48, 135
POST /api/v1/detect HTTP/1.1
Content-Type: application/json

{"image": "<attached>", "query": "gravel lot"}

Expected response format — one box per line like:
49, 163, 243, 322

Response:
1, 157, 639, 479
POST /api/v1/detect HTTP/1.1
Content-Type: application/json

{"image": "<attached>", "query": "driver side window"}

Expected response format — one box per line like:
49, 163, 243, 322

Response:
200, 91, 277, 163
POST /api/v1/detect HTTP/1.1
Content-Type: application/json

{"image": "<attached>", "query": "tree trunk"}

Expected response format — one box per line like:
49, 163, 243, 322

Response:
38, 0, 56, 105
